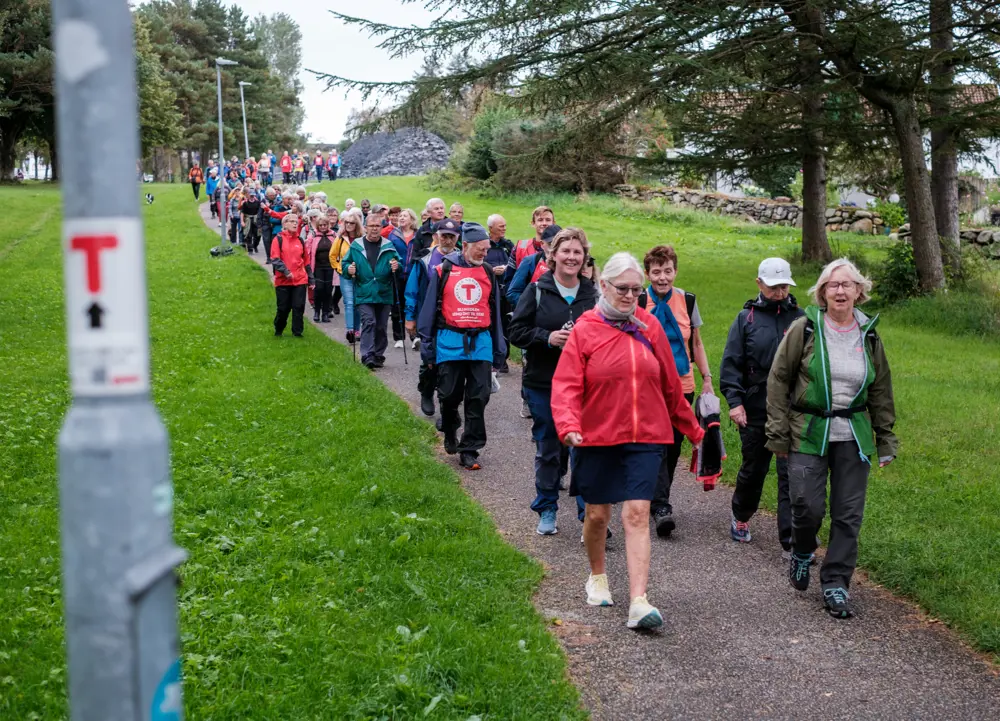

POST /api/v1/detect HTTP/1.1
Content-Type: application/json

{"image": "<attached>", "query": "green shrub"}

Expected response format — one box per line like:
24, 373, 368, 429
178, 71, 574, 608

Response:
872, 199, 906, 229
789, 170, 840, 207
873, 240, 921, 304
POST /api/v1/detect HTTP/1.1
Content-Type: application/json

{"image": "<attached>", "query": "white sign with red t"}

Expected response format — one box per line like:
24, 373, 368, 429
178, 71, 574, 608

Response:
63, 217, 150, 396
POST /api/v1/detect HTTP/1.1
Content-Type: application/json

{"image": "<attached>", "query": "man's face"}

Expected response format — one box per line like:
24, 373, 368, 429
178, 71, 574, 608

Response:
428, 201, 445, 221
463, 239, 489, 266
532, 211, 554, 239
490, 218, 507, 239
436, 232, 458, 253
361, 200, 371, 213
297, 191, 306, 201
365, 216, 382, 241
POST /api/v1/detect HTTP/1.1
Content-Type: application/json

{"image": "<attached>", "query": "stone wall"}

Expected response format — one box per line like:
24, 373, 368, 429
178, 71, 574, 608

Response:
613, 184, 885, 234
340, 127, 451, 179
896, 225, 1000, 258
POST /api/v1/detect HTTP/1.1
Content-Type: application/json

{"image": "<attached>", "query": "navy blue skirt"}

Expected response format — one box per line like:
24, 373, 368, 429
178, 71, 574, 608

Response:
569, 443, 666, 505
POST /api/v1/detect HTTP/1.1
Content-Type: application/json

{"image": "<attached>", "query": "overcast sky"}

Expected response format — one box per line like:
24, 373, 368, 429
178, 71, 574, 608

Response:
228, 0, 436, 143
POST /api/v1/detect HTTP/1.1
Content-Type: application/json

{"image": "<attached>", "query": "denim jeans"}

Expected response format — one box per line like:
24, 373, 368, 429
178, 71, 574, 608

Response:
524, 386, 585, 520
340, 277, 358, 331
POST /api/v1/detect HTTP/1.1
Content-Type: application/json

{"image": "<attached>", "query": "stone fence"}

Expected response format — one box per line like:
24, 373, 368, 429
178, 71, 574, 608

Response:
897, 225, 1000, 258
613, 184, 885, 234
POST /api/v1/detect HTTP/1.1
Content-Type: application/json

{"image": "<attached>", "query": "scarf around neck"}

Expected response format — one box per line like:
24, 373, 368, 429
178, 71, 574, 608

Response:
648, 287, 690, 377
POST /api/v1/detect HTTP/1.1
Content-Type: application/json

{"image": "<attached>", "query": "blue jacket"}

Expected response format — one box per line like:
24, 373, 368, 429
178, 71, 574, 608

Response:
387, 228, 410, 278
404, 247, 447, 321
417, 251, 506, 366
486, 237, 515, 290
268, 201, 287, 236
206, 175, 219, 197
506, 253, 545, 308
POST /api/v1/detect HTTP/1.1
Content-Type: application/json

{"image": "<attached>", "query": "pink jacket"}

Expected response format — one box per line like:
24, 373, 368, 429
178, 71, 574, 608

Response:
305, 230, 338, 274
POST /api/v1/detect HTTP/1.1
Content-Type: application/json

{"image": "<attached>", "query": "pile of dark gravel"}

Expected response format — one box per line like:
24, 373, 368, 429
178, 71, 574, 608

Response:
339, 127, 451, 179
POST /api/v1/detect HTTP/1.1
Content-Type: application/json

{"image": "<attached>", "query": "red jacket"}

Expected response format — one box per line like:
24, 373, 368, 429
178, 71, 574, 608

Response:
270, 230, 308, 287
552, 307, 704, 447
513, 238, 543, 268
280, 155, 293, 172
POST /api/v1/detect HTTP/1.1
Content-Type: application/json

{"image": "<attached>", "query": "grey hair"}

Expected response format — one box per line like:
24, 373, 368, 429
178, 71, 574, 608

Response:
449, 202, 464, 212
294, 185, 306, 194
293, 201, 306, 214
315, 191, 327, 201
601, 252, 644, 284
344, 198, 356, 208
307, 208, 323, 219
487, 213, 505, 229
425, 197, 444, 211
809, 258, 873, 307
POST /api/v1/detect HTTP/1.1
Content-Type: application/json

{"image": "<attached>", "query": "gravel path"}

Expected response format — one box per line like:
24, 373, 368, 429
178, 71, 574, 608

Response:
199, 203, 1000, 720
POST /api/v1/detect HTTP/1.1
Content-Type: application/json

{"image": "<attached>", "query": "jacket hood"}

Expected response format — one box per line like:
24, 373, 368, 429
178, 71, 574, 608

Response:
804, 304, 877, 331
351, 236, 396, 252
743, 293, 799, 313
537, 272, 598, 300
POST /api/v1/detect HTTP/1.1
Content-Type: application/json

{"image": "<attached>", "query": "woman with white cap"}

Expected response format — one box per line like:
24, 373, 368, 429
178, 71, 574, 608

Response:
719, 258, 804, 553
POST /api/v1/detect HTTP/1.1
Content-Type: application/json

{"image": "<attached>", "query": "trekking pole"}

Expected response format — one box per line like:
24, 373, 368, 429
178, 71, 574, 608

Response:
392, 267, 408, 365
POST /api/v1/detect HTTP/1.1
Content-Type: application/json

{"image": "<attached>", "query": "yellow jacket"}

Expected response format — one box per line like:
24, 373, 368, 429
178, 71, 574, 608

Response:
330, 235, 352, 274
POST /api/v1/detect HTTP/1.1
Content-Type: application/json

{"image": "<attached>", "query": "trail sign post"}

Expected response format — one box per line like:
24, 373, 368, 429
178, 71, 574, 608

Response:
53, 1, 186, 719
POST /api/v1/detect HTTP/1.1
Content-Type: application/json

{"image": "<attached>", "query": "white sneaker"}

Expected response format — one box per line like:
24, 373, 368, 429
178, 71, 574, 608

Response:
410, 337, 420, 350
520, 399, 532, 419
627, 595, 663, 629
394, 340, 404, 349
585, 574, 614, 607
490, 372, 500, 394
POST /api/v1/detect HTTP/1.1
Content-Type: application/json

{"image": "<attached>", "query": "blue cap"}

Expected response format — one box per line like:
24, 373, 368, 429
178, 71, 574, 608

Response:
434, 218, 461, 236
462, 222, 489, 243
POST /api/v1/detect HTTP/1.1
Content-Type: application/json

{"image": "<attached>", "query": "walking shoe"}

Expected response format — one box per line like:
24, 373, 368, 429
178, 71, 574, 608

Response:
410, 337, 420, 350
653, 507, 675, 538
520, 399, 532, 419
420, 393, 435, 417
321, 313, 330, 323
730, 515, 752, 543
536, 509, 558, 535
332, 304, 341, 315
363, 360, 377, 370
782, 547, 818, 565
498, 361, 510, 374
585, 574, 613, 607
490, 372, 501, 394
394, 340, 404, 348
443, 432, 458, 455
788, 552, 812, 591
373, 358, 385, 368
459, 451, 481, 470
313, 311, 321, 322
823, 587, 854, 619
627, 595, 663, 629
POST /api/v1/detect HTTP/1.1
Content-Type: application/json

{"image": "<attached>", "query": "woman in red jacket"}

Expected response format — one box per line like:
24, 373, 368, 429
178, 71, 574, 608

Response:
552, 251, 703, 630
270, 214, 309, 337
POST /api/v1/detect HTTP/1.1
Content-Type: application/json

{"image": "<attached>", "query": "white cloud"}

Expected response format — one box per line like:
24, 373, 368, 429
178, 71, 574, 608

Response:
227, 0, 435, 143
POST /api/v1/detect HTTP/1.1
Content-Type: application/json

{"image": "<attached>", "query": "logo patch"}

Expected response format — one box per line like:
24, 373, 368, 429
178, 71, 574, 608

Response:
454, 277, 483, 305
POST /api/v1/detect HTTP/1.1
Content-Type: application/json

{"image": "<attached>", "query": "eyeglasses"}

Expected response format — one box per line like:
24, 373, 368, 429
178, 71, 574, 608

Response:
827, 281, 857, 291
608, 282, 644, 297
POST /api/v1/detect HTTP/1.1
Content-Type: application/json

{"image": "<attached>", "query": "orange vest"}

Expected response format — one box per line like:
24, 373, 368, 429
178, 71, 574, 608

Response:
439, 263, 492, 329
530, 258, 549, 283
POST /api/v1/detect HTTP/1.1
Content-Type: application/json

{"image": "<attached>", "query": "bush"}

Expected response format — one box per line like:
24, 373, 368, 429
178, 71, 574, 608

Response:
872, 199, 906, 229
789, 170, 841, 207
463, 106, 523, 180
873, 240, 921, 304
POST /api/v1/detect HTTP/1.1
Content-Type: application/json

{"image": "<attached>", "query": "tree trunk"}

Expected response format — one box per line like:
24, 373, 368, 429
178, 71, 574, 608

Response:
49, 142, 59, 182
34, 152, 39, 180
929, 0, 960, 270
890, 99, 945, 290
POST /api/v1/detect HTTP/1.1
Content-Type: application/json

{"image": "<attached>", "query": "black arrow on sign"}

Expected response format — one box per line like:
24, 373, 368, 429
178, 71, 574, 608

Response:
87, 302, 105, 329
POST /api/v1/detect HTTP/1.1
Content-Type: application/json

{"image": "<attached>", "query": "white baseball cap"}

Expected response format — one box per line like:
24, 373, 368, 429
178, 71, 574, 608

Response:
757, 257, 796, 287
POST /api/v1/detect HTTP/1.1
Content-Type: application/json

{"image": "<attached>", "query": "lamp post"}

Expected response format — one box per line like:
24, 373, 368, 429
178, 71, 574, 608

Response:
239, 81, 252, 162
215, 57, 238, 249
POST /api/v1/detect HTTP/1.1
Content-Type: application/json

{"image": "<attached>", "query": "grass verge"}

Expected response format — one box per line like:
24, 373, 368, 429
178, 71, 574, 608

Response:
0, 184, 585, 719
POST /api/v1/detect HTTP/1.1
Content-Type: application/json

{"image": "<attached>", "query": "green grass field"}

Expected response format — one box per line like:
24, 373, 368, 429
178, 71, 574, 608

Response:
1, 177, 998, 718
0, 184, 584, 719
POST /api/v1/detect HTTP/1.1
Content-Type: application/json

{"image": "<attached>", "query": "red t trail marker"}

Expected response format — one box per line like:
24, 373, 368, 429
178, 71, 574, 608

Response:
70, 234, 118, 293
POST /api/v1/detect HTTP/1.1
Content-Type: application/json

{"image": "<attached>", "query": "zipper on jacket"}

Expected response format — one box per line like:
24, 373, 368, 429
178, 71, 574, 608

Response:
847, 325, 876, 463
629, 336, 639, 443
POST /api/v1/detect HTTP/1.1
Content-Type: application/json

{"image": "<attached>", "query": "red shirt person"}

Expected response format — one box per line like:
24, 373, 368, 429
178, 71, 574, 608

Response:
269, 214, 309, 337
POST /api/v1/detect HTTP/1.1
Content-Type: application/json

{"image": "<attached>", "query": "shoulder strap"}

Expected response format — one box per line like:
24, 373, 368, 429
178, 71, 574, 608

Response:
685, 291, 696, 358
435, 259, 454, 322
638, 291, 647, 309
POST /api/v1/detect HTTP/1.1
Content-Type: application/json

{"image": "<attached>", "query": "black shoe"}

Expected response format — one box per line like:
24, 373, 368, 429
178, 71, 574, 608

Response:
293, 332, 303, 338
823, 587, 854, 619
443, 432, 458, 455
653, 508, 675, 538
373, 359, 385, 368
420, 393, 435, 417
789, 553, 812, 591
363, 359, 377, 370
498, 361, 510, 374
313, 311, 321, 322
321, 313, 330, 323
459, 451, 481, 470
346, 331, 356, 344
332, 305, 341, 315
274, 331, 282, 337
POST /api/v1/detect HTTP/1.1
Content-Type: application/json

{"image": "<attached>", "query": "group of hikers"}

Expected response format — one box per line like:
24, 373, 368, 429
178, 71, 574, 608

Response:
194, 173, 898, 630
187, 148, 341, 206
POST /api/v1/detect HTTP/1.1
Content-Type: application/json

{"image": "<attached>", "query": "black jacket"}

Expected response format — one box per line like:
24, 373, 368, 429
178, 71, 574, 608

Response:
508, 273, 598, 390
409, 218, 437, 265
720, 293, 804, 425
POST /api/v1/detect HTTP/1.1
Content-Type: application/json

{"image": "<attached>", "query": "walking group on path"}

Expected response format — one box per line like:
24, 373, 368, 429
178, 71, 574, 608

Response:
191, 173, 902, 628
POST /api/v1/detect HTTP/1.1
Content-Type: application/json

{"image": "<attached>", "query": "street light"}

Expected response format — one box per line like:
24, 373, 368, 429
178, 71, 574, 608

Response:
239, 81, 252, 161
215, 57, 238, 250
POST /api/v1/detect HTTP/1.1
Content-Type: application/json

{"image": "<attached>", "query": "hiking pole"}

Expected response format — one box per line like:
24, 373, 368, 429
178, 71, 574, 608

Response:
392, 267, 408, 365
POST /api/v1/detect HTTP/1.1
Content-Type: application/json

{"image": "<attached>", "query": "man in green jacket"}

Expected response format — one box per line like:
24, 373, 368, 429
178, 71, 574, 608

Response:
344, 214, 402, 369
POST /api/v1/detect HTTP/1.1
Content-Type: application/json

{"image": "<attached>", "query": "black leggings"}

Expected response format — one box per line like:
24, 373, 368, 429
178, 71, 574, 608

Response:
314, 267, 334, 316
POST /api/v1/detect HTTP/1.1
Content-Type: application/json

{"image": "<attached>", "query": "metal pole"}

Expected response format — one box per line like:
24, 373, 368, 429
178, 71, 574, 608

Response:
216, 62, 226, 246
239, 82, 251, 161
52, 2, 186, 720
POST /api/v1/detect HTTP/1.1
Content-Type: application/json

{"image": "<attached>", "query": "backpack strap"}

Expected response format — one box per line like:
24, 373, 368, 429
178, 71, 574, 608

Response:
435, 258, 454, 325
685, 291, 697, 359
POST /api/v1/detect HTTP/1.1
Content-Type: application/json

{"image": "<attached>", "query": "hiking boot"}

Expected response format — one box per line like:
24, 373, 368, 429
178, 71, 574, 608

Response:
321, 313, 330, 323
459, 451, 481, 470
782, 547, 818, 565
730, 515, 752, 543
788, 552, 812, 591
363, 360, 377, 370
823, 587, 854, 619
627, 595, 663, 629
313, 311, 320, 322
373, 358, 385, 368
585, 574, 613, 607
443, 432, 458, 455
536, 509, 558, 535
520, 400, 532, 419
653, 507, 675, 538
420, 393, 435, 417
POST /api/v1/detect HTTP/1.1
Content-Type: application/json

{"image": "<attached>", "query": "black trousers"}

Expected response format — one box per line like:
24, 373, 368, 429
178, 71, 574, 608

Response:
332, 285, 342, 312
389, 273, 406, 341
244, 218, 259, 251
274, 284, 307, 336
731, 423, 793, 547
283, 171, 292, 184
651, 391, 695, 514
259, 218, 271, 253
418, 362, 438, 398
314, 267, 334, 316
437, 360, 492, 454
228, 216, 240, 244
191, 181, 201, 200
